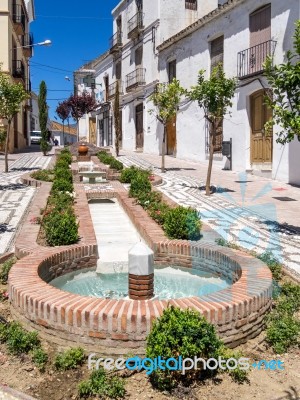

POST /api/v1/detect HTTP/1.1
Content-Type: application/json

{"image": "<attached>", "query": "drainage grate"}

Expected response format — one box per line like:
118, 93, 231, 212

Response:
272, 197, 297, 202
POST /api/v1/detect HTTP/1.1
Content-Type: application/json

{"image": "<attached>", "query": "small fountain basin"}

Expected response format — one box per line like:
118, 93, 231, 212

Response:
50, 264, 231, 300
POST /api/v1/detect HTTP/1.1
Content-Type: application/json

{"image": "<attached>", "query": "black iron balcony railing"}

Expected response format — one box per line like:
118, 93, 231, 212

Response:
108, 81, 124, 99
126, 67, 145, 91
12, 60, 25, 82
12, 2, 26, 34
237, 40, 276, 79
22, 33, 34, 57
128, 11, 144, 39
109, 31, 122, 53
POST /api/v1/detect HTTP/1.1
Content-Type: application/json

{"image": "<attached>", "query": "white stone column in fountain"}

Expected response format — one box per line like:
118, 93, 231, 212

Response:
128, 243, 154, 300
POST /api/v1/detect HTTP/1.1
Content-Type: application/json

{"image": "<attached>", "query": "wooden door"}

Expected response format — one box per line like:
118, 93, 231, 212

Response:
166, 116, 176, 155
250, 90, 272, 163
89, 117, 96, 145
249, 5, 271, 74
135, 104, 144, 149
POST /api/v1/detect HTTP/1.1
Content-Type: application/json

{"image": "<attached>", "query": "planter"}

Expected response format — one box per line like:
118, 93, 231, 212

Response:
78, 143, 89, 156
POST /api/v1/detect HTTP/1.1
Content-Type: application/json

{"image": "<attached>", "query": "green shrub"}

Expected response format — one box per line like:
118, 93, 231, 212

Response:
54, 347, 85, 371
51, 178, 74, 194
163, 206, 202, 241
58, 150, 72, 164
47, 191, 74, 210
31, 169, 54, 182
257, 252, 282, 282
120, 166, 149, 183
54, 158, 70, 171
43, 208, 79, 246
1, 322, 40, 355
216, 347, 248, 383
0, 257, 16, 284
98, 151, 113, 165
78, 368, 125, 399
109, 158, 123, 171
280, 283, 300, 312
148, 201, 170, 225
54, 167, 73, 183
266, 313, 300, 354
129, 173, 152, 198
146, 306, 222, 390
31, 347, 48, 371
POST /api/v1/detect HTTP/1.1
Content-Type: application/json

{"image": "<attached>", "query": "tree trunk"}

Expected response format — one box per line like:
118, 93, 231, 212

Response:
62, 121, 65, 146
206, 121, 215, 196
161, 125, 166, 173
4, 121, 11, 173
77, 120, 79, 142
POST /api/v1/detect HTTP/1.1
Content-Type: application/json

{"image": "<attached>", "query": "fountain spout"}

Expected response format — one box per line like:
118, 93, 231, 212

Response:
128, 243, 154, 300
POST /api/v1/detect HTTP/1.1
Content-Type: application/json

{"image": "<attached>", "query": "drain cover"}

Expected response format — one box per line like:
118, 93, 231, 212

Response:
272, 197, 297, 201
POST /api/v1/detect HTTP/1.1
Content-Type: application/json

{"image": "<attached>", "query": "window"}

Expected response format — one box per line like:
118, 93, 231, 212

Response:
168, 60, 176, 83
135, 46, 143, 66
185, 0, 197, 11
210, 36, 224, 72
104, 76, 109, 101
116, 61, 122, 80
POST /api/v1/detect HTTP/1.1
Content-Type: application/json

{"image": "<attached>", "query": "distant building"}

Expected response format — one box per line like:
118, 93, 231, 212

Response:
50, 121, 77, 146
0, 0, 35, 152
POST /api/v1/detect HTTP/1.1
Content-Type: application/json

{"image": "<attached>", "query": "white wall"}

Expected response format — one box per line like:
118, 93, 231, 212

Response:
158, 0, 300, 184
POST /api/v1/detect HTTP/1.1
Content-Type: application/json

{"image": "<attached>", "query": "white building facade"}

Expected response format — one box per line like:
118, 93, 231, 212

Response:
75, 0, 300, 185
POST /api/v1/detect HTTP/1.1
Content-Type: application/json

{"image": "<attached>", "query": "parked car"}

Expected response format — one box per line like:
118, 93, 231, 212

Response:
30, 131, 42, 145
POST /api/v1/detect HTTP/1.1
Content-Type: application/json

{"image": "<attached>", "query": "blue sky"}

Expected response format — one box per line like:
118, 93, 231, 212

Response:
30, 0, 120, 120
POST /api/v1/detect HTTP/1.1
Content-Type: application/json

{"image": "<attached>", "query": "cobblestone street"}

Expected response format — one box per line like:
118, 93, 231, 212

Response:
119, 151, 300, 278
0, 151, 52, 255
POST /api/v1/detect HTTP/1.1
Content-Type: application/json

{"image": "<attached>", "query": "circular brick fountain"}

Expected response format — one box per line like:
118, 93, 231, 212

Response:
8, 242, 272, 356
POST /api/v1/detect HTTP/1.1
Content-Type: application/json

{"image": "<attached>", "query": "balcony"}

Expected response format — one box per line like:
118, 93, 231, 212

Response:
237, 40, 276, 79
22, 33, 34, 58
107, 81, 124, 100
109, 31, 122, 54
127, 11, 144, 39
12, 60, 25, 83
12, 2, 26, 35
126, 68, 145, 91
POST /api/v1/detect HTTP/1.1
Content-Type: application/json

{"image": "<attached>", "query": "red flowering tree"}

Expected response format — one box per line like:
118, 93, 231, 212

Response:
66, 92, 98, 141
56, 100, 70, 146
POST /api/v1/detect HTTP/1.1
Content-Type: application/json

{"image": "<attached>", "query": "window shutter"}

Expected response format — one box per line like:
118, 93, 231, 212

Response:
211, 36, 224, 72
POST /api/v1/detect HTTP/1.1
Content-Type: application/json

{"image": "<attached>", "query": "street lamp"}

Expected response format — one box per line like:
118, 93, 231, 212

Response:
13, 39, 52, 50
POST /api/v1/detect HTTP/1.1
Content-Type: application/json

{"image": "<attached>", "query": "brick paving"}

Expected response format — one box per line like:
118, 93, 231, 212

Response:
118, 150, 300, 278
0, 149, 52, 255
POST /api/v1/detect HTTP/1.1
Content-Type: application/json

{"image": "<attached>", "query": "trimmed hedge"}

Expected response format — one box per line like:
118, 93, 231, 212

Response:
124, 166, 202, 241
41, 149, 79, 246
97, 151, 123, 171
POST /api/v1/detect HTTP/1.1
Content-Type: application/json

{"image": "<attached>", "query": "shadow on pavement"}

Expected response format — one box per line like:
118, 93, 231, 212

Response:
0, 223, 15, 233
0, 183, 26, 191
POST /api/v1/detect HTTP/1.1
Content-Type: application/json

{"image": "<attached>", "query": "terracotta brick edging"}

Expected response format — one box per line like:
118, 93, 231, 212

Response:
9, 172, 273, 355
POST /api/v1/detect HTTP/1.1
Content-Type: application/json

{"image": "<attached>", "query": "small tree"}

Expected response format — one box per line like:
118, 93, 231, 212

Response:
0, 69, 29, 172
189, 65, 236, 195
114, 81, 121, 156
149, 79, 186, 172
66, 92, 98, 142
56, 100, 70, 146
38, 81, 51, 155
264, 20, 300, 144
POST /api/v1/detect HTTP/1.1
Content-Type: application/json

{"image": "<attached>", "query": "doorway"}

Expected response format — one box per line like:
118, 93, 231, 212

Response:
166, 116, 176, 155
250, 90, 273, 164
135, 104, 143, 150
89, 117, 96, 145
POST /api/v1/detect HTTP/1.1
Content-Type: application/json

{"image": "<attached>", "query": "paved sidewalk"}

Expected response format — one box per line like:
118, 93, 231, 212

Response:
0, 149, 52, 255
119, 150, 300, 277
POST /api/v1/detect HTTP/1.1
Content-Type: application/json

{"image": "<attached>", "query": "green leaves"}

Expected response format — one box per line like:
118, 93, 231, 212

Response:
0, 70, 29, 122
264, 21, 300, 144
189, 64, 236, 122
149, 78, 186, 125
